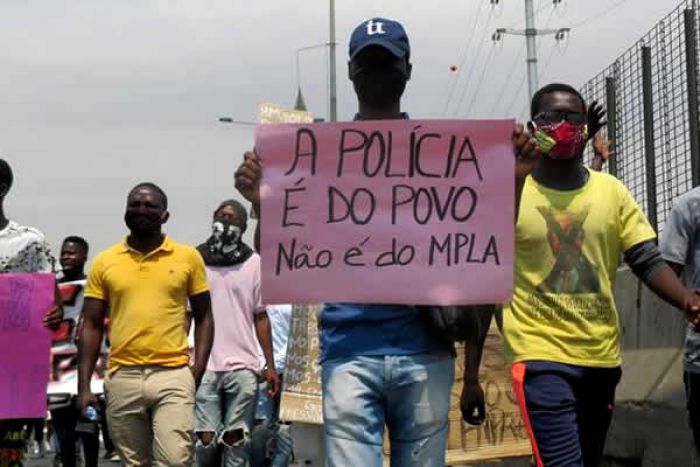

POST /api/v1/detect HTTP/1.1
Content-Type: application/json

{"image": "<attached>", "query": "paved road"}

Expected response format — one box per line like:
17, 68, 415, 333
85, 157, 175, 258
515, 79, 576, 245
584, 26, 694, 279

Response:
26, 458, 117, 467
24, 446, 118, 467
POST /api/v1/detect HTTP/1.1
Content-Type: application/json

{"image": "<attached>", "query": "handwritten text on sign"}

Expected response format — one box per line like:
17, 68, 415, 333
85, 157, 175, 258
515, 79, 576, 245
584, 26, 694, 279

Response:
0, 273, 54, 419
257, 119, 515, 305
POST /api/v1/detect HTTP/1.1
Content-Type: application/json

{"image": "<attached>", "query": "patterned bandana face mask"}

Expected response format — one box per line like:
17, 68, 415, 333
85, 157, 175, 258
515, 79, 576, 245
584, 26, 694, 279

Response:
210, 219, 242, 257
197, 215, 254, 267
531, 120, 588, 160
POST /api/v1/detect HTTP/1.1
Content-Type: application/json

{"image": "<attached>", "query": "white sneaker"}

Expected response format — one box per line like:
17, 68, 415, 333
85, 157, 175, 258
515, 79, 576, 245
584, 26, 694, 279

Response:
28, 440, 41, 458
105, 451, 121, 462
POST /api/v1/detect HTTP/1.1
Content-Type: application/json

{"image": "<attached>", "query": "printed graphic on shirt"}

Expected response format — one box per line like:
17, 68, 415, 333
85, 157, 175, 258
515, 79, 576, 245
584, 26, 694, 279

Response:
535, 205, 600, 294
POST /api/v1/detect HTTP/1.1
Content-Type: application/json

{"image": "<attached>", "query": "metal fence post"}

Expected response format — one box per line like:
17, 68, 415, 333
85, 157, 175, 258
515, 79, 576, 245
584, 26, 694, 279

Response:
685, 8, 700, 187
642, 45, 658, 231
605, 76, 618, 178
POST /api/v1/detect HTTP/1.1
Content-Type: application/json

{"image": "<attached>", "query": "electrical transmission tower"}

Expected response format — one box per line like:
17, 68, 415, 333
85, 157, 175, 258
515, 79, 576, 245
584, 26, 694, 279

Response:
492, 0, 570, 101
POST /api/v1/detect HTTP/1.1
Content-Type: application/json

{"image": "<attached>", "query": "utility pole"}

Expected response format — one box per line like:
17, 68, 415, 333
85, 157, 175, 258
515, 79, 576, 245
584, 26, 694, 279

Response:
524, 0, 538, 100
493, 0, 569, 101
329, 0, 338, 121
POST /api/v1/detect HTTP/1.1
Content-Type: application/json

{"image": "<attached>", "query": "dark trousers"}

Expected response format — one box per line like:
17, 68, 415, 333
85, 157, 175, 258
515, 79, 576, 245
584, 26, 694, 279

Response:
0, 420, 26, 466
50, 401, 102, 467
27, 419, 44, 444
685, 371, 700, 453
512, 361, 621, 467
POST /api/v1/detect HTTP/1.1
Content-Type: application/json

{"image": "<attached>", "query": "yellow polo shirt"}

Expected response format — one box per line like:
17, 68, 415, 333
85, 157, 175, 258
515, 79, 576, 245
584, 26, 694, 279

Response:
84, 236, 209, 372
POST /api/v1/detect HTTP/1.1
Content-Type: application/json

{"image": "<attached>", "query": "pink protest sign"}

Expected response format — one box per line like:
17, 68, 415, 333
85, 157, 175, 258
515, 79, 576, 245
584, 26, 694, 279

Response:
257, 119, 515, 305
0, 273, 53, 419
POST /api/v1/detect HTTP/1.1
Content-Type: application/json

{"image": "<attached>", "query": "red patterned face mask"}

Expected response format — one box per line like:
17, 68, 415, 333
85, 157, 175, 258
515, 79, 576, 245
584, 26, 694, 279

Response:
535, 121, 588, 159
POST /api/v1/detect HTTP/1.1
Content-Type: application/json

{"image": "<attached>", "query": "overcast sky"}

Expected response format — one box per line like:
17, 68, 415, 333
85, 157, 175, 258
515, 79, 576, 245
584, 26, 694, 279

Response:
0, 0, 678, 260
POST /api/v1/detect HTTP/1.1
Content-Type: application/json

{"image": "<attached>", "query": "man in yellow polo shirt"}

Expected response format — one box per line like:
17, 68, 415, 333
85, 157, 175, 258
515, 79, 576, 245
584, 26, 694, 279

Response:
77, 182, 214, 466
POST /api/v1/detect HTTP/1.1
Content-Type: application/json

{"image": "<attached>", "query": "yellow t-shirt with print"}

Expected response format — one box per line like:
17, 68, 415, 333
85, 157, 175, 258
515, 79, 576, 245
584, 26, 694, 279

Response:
84, 236, 209, 372
503, 170, 656, 367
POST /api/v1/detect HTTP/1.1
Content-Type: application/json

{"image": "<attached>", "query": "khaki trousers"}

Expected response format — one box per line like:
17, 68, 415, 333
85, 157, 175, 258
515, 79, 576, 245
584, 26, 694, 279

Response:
105, 365, 194, 467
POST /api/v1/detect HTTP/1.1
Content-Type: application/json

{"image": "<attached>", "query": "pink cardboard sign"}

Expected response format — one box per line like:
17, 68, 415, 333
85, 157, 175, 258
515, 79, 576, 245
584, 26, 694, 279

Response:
257, 119, 515, 305
0, 273, 54, 419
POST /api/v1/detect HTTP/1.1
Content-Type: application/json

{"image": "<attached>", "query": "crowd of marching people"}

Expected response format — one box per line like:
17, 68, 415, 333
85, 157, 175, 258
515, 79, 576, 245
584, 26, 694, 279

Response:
2, 14, 700, 467
0, 182, 294, 467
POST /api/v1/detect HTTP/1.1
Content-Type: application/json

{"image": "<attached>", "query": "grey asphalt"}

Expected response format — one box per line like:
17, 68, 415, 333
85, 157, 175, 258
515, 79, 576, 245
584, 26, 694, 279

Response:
24, 448, 118, 467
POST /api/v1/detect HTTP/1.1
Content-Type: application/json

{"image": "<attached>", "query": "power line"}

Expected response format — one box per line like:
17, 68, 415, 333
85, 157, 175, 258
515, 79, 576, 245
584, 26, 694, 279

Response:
570, 0, 627, 29
441, 0, 487, 116
501, 0, 551, 29
443, 1, 494, 116
437, 71, 459, 117
488, 0, 560, 118
541, 2, 557, 29
519, 102, 530, 122
490, 43, 525, 116
538, 41, 558, 81
534, 1, 560, 81
492, 0, 570, 103
539, 30, 570, 82
462, 45, 498, 116
450, 7, 497, 116
535, 0, 552, 16
504, 70, 528, 117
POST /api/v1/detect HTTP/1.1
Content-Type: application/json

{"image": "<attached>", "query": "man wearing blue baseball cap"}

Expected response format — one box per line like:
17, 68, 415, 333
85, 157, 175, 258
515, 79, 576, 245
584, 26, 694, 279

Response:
346, 17, 412, 116
235, 17, 539, 467
319, 18, 458, 467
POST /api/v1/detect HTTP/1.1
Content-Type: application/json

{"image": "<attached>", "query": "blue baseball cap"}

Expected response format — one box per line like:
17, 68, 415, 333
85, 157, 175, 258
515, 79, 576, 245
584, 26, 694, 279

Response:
349, 18, 410, 61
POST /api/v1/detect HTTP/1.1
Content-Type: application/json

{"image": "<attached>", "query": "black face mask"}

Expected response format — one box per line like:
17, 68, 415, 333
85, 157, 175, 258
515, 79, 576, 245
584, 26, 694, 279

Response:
353, 67, 407, 108
124, 208, 162, 232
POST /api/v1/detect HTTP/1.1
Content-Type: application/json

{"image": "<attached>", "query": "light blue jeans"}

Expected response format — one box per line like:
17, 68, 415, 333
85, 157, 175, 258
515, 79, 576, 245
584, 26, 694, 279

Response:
250, 422, 293, 467
250, 378, 293, 467
195, 369, 258, 467
321, 352, 455, 467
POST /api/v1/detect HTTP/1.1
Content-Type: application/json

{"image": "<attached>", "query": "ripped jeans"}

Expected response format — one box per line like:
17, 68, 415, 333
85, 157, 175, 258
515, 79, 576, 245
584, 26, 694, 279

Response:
321, 352, 454, 467
195, 369, 258, 467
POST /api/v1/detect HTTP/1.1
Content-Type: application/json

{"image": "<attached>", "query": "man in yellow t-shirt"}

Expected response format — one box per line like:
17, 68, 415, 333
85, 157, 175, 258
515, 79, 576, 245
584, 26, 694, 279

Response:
505, 83, 700, 467
76, 182, 214, 466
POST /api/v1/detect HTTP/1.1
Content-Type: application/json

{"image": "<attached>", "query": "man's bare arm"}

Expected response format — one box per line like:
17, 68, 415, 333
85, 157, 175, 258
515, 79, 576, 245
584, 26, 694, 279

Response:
77, 297, 106, 412
190, 291, 214, 388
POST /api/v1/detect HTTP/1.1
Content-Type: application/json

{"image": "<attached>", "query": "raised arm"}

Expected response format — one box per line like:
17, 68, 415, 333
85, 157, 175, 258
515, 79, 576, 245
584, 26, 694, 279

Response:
235, 151, 263, 252
512, 123, 540, 223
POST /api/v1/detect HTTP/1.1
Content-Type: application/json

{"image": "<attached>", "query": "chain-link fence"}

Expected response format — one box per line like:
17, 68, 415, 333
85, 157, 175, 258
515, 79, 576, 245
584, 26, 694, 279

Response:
581, 0, 700, 233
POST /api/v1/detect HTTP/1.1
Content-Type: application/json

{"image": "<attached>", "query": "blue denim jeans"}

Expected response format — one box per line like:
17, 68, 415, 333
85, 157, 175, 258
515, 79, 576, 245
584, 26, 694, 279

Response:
251, 378, 293, 467
321, 352, 454, 467
195, 369, 258, 467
